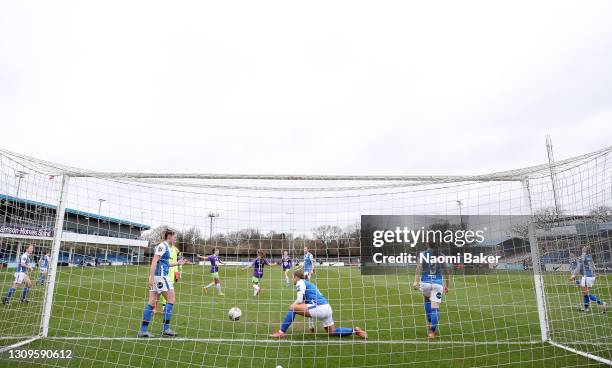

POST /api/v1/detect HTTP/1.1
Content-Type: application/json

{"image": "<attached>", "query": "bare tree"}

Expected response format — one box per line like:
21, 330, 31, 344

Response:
532, 207, 562, 230
509, 223, 529, 240
339, 222, 361, 257
143, 226, 164, 245
588, 205, 612, 223
312, 225, 343, 259
509, 206, 564, 240
178, 227, 203, 255
142, 226, 204, 260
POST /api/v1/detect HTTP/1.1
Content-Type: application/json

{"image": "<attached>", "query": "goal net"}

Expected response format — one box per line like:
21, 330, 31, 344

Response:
0, 147, 610, 368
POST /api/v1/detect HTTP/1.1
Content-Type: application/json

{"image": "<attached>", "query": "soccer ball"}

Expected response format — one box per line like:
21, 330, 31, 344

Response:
228, 307, 241, 321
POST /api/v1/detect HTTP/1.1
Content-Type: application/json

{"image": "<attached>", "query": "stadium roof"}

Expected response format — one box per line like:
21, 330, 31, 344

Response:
0, 194, 150, 230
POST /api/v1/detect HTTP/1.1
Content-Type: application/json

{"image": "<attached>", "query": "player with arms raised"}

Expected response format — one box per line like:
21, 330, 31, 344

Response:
199, 248, 225, 296
412, 243, 450, 339
138, 228, 188, 337
270, 270, 367, 339
3, 244, 34, 304
571, 245, 607, 313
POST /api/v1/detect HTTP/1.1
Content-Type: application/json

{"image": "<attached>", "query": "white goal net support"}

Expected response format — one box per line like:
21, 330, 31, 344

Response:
0, 147, 610, 368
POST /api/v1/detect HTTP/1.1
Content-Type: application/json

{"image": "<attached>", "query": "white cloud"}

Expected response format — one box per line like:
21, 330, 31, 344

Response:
0, 0, 611, 176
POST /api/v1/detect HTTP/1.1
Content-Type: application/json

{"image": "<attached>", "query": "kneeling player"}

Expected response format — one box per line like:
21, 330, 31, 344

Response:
412, 245, 450, 339
3, 245, 34, 304
571, 245, 607, 313
270, 270, 367, 339
137, 228, 188, 337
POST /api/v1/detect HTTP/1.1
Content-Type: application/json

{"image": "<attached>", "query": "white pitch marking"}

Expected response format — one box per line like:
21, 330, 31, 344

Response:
43, 336, 542, 345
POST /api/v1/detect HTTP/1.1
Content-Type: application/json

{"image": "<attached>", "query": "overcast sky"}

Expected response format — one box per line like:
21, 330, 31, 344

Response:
1, 1, 611, 177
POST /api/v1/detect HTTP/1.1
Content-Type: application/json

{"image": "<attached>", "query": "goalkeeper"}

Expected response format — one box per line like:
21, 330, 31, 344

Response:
156, 241, 182, 314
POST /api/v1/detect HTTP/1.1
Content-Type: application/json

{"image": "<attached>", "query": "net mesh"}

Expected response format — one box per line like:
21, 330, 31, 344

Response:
0, 147, 610, 367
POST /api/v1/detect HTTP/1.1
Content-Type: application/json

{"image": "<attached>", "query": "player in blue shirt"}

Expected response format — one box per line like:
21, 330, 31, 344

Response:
301, 246, 315, 280
412, 245, 450, 339
270, 269, 367, 339
281, 250, 293, 287
138, 228, 188, 337
198, 248, 225, 296
242, 250, 277, 297
37, 252, 50, 285
3, 244, 34, 305
571, 245, 607, 313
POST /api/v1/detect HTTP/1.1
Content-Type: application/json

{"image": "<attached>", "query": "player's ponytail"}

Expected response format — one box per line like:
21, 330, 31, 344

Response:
161, 227, 177, 241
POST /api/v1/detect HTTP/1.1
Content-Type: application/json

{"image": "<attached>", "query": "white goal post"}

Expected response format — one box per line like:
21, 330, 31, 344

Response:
40, 175, 69, 338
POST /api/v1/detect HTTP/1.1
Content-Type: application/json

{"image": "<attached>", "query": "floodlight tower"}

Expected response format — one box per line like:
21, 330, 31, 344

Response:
456, 200, 463, 228
208, 212, 219, 244
98, 198, 106, 215
15, 170, 28, 197
286, 212, 295, 255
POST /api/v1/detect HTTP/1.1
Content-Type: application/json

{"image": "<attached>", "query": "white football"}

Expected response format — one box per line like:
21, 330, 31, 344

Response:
228, 307, 241, 321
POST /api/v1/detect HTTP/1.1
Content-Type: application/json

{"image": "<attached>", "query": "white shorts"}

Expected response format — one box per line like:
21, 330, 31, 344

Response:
151, 276, 174, 294
304, 271, 311, 280
307, 304, 334, 328
580, 276, 596, 288
40, 268, 48, 274
14, 272, 27, 285
419, 282, 444, 303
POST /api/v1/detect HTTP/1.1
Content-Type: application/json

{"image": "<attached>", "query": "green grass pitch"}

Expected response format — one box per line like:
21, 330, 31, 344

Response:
0, 266, 610, 367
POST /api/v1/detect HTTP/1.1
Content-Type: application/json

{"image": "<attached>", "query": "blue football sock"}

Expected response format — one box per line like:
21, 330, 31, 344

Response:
6, 288, 16, 299
140, 304, 154, 332
589, 294, 602, 305
424, 300, 432, 323
583, 295, 590, 308
280, 310, 296, 332
163, 303, 174, 331
21, 288, 29, 301
332, 327, 353, 337
430, 308, 439, 332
